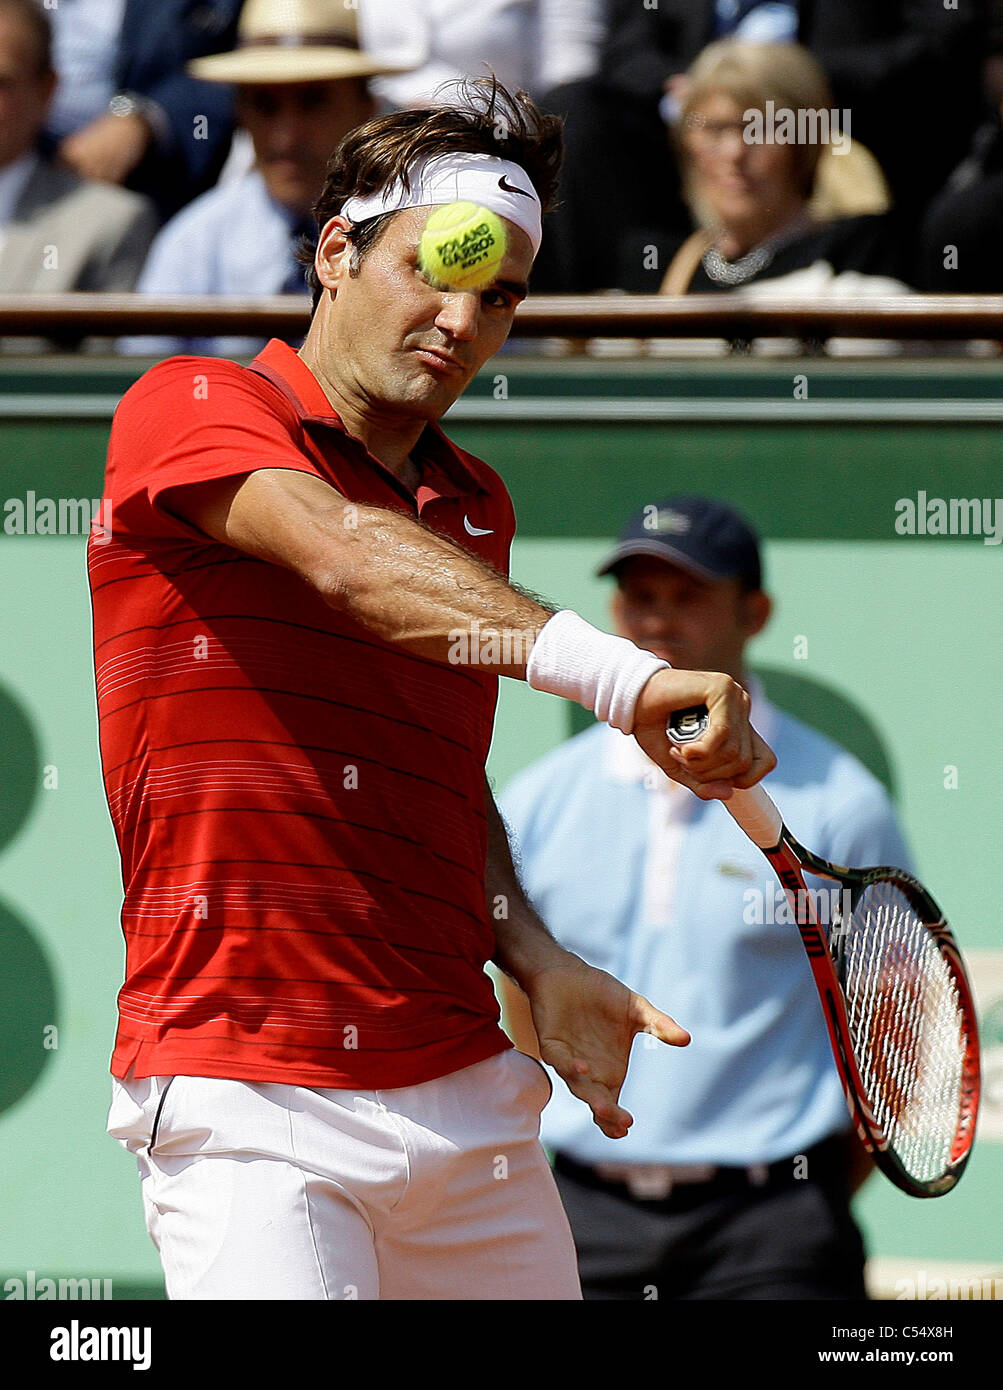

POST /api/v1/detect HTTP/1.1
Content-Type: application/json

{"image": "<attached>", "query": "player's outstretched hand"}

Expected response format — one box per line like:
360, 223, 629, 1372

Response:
632, 668, 775, 799
523, 951, 689, 1138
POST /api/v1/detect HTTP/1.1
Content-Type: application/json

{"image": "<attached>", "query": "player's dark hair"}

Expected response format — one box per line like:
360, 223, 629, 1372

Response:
0, 0, 54, 76
294, 76, 564, 309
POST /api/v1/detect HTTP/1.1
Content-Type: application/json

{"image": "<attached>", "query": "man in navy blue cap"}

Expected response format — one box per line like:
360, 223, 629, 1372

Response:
500, 495, 911, 1300
595, 496, 763, 587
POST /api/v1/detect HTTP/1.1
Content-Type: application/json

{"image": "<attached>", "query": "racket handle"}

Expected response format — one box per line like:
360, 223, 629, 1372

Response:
667, 705, 784, 850
717, 783, 784, 849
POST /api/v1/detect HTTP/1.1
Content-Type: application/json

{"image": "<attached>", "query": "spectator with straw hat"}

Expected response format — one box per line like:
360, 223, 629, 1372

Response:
121, 0, 414, 359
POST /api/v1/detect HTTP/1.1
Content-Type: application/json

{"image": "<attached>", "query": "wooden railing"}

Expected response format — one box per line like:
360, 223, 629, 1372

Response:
0, 293, 1001, 341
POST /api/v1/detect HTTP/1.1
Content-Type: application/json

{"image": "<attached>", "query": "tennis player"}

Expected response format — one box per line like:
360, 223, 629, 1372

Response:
91, 79, 774, 1300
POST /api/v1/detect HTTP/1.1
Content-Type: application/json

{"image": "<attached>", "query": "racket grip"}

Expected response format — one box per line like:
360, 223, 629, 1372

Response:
717, 783, 784, 849
667, 704, 784, 849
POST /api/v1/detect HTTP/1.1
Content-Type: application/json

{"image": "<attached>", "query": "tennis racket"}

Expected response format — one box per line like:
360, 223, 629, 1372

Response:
667, 705, 980, 1198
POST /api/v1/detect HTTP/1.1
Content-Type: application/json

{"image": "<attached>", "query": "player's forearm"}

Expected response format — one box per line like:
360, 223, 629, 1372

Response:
328, 515, 675, 730
182, 468, 553, 676
318, 499, 770, 784
312, 499, 553, 676
194, 470, 772, 782
484, 781, 568, 988
192, 469, 680, 717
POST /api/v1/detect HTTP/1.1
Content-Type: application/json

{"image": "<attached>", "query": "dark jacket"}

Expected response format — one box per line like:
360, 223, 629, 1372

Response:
601, 0, 987, 218
117, 0, 245, 218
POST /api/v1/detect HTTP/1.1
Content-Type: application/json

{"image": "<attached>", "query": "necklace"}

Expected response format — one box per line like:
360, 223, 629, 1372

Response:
702, 213, 815, 287
702, 242, 774, 286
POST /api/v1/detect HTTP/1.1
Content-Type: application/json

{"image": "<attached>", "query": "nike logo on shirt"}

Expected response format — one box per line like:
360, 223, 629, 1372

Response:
463, 516, 494, 537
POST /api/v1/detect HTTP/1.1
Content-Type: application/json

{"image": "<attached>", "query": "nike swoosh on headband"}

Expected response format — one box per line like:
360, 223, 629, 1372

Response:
463, 516, 494, 537
498, 175, 533, 198
340, 155, 543, 256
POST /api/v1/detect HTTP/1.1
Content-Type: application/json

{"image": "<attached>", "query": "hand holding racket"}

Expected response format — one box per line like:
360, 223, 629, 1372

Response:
668, 705, 981, 1198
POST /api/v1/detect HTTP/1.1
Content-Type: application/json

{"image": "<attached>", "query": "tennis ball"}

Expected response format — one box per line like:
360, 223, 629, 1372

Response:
418, 202, 507, 292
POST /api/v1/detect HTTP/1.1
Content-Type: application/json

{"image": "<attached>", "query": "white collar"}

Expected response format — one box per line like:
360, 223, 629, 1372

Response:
601, 675, 777, 793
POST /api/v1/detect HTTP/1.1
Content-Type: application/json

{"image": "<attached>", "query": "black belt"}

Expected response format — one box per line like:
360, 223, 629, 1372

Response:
553, 1135, 848, 1206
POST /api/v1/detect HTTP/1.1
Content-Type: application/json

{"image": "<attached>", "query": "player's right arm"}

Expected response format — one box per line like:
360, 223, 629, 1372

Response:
163, 465, 774, 796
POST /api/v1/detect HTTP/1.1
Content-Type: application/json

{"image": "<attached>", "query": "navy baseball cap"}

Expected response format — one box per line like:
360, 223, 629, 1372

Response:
596, 496, 763, 589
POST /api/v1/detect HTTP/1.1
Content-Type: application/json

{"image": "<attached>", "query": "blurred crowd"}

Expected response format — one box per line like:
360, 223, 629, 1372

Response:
1, 0, 1001, 353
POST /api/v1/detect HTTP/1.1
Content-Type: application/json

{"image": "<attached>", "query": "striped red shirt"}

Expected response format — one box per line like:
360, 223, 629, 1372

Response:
90, 339, 516, 1089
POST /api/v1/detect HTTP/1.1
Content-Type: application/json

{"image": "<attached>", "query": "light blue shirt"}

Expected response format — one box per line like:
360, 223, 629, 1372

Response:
47, 0, 128, 141
715, 1, 799, 42
499, 687, 912, 1167
118, 168, 309, 360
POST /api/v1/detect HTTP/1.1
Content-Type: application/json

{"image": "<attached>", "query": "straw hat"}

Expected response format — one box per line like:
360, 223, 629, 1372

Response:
188, 0, 415, 84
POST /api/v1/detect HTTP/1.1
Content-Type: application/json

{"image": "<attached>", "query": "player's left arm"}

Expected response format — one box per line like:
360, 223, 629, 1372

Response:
485, 778, 689, 1138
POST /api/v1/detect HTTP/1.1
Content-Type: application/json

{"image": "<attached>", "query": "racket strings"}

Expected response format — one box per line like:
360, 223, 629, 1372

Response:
841, 880, 966, 1185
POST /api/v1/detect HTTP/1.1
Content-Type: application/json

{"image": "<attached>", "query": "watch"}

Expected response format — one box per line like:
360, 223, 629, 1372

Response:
108, 92, 169, 147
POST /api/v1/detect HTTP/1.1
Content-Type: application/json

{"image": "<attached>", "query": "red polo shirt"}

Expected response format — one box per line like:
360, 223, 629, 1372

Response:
90, 340, 516, 1089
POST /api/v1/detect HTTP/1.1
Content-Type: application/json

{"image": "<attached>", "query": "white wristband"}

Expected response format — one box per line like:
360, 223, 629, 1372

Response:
526, 610, 669, 734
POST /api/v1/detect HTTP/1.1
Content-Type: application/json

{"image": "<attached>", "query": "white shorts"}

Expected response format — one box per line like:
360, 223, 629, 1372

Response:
108, 1049, 582, 1301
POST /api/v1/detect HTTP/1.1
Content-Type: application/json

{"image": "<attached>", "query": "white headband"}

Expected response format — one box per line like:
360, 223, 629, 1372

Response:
339, 152, 543, 256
